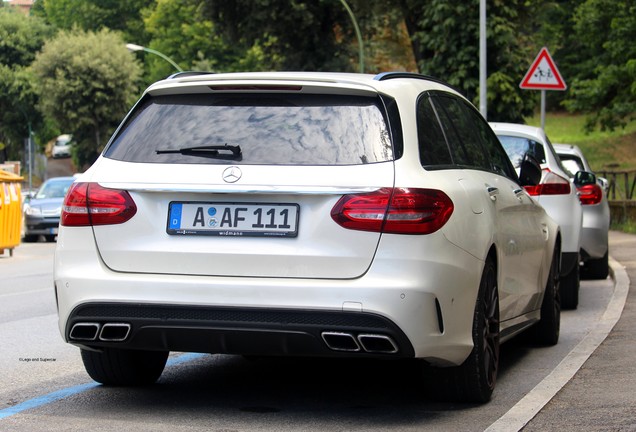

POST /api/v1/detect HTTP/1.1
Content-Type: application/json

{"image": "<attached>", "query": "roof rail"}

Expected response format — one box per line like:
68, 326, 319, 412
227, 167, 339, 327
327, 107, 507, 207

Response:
166, 71, 215, 80
374, 71, 451, 86
373, 72, 465, 95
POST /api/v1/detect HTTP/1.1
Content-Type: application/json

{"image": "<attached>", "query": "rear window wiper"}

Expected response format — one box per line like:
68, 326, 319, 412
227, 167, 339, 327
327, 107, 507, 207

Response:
156, 144, 242, 161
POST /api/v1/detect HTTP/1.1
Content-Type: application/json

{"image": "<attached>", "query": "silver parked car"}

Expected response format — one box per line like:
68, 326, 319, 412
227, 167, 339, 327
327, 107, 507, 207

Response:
23, 176, 76, 242
554, 144, 610, 279
55, 72, 561, 403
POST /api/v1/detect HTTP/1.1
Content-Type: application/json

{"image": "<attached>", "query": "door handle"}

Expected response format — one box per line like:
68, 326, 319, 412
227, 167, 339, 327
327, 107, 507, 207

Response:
487, 186, 499, 201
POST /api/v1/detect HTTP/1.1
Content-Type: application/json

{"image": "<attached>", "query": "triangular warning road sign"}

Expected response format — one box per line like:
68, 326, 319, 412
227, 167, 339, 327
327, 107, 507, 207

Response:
520, 47, 567, 91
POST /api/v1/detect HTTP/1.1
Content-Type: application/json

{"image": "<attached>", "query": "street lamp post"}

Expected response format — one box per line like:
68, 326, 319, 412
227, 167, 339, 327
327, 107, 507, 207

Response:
338, 0, 364, 73
126, 43, 183, 72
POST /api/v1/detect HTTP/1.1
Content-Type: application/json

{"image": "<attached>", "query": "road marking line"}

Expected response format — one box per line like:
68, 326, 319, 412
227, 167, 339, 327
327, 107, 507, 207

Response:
0, 383, 99, 420
485, 257, 629, 432
0, 352, 205, 420
0, 288, 51, 298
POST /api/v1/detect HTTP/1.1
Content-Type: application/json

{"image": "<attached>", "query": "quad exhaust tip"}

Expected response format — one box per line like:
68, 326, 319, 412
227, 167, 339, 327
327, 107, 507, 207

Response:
321, 331, 398, 354
357, 334, 398, 354
99, 323, 131, 342
322, 332, 361, 352
69, 322, 100, 341
69, 322, 131, 342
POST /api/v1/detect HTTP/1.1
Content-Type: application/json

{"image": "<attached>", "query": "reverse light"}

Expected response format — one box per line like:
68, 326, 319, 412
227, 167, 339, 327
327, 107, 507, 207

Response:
61, 182, 137, 226
524, 169, 571, 196
331, 187, 454, 235
577, 183, 603, 205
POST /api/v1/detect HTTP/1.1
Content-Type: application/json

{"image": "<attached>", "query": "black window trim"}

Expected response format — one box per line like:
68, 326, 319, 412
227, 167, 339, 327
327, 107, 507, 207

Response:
416, 90, 520, 183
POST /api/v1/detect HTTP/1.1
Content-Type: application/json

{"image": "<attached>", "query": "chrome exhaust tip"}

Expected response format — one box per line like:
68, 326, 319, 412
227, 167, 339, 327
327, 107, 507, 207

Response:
98, 323, 131, 342
321, 332, 361, 352
357, 334, 398, 354
69, 323, 100, 341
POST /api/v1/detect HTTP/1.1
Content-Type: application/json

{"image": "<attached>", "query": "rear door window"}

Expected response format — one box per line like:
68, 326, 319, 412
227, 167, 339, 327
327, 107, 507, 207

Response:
431, 94, 490, 171
417, 95, 454, 168
104, 93, 394, 166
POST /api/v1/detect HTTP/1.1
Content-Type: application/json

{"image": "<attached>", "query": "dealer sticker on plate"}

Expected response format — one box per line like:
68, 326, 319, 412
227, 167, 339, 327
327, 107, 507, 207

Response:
167, 202, 299, 237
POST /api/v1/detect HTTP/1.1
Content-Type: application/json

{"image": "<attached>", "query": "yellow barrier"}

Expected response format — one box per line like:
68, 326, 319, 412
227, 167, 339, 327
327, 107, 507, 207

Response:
0, 170, 23, 257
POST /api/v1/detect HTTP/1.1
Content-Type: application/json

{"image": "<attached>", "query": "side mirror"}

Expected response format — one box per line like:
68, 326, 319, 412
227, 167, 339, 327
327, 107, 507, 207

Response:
518, 153, 542, 187
574, 170, 596, 187
597, 176, 609, 192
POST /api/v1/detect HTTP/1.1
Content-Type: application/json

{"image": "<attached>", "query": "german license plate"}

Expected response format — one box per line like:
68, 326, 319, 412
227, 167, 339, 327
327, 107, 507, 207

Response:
167, 202, 299, 237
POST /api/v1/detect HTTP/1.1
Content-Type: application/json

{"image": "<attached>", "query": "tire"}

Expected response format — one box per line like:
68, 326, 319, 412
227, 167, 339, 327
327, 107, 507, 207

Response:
560, 260, 579, 310
23, 234, 38, 243
582, 251, 609, 280
426, 258, 500, 403
81, 348, 169, 386
529, 247, 561, 346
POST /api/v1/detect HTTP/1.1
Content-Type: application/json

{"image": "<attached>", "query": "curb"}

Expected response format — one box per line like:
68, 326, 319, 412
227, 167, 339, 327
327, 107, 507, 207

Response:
485, 257, 630, 431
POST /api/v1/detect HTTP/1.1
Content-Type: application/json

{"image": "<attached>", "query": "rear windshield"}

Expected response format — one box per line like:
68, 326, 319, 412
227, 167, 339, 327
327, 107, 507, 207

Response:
558, 154, 585, 177
104, 93, 394, 165
496, 135, 547, 168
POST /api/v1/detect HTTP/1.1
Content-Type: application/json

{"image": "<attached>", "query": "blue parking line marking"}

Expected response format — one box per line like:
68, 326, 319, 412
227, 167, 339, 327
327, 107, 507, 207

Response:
0, 352, 206, 420
0, 382, 99, 420
166, 352, 205, 367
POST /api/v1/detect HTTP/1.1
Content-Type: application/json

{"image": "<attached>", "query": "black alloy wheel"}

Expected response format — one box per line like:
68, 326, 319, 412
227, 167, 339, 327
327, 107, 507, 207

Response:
427, 257, 500, 403
530, 245, 561, 346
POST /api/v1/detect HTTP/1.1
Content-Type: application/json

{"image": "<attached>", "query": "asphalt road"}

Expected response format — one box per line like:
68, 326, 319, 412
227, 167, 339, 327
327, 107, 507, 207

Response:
45, 157, 75, 179
0, 241, 618, 431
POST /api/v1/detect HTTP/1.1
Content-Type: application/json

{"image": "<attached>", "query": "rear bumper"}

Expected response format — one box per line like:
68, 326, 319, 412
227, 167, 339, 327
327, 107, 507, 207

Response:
55, 227, 483, 366
24, 216, 60, 236
65, 303, 415, 358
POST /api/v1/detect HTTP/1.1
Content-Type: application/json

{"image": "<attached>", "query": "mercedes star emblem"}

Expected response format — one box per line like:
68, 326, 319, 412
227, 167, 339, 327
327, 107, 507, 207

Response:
222, 166, 242, 183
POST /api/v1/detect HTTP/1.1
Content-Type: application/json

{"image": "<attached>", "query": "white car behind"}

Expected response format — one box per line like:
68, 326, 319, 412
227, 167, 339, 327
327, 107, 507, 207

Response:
490, 123, 583, 309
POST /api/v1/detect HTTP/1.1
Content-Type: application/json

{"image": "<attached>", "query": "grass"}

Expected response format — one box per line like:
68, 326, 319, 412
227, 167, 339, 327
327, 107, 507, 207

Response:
525, 112, 636, 172
611, 220, 636, 234
526, 112, 636, 233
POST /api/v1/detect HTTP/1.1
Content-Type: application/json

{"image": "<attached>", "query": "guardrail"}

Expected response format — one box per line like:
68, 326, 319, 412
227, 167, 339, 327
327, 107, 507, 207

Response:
598, 170, 636, 224
598, 170, 636, 201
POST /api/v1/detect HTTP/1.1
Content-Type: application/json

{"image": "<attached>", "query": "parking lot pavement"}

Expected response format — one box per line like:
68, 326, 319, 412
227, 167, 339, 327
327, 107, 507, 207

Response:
519, 230, 636, 431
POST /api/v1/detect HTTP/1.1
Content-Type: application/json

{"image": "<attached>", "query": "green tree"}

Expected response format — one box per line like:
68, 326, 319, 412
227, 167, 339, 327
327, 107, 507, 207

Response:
563, 0, 636, 131
142, 0, 239, 83
0, 9, 53, 161
200, 0, 357, 72
31, 29, 142, 168
32, 0, 154, 45
386, 0, 537, 123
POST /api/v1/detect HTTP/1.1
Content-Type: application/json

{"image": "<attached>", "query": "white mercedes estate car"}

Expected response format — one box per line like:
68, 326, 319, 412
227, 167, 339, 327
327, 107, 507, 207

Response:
490, 123, 582, 309
55, 72, 561, 403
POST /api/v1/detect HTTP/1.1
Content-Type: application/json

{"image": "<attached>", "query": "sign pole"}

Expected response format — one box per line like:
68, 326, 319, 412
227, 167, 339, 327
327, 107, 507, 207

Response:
541, 90, 546, 130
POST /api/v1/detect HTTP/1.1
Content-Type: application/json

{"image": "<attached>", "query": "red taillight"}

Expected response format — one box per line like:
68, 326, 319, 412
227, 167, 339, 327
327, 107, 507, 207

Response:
524, 170, 571, 196
331, 187, 454, 234
61, 182, 137, 226
577, 183, 603, 205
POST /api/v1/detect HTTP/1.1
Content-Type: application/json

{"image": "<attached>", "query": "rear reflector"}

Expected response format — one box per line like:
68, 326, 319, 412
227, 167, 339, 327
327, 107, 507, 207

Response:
577, 183, 603, 205
524, 169, 571, 196
331, 187, 454, 234
61, 182, 137, 226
